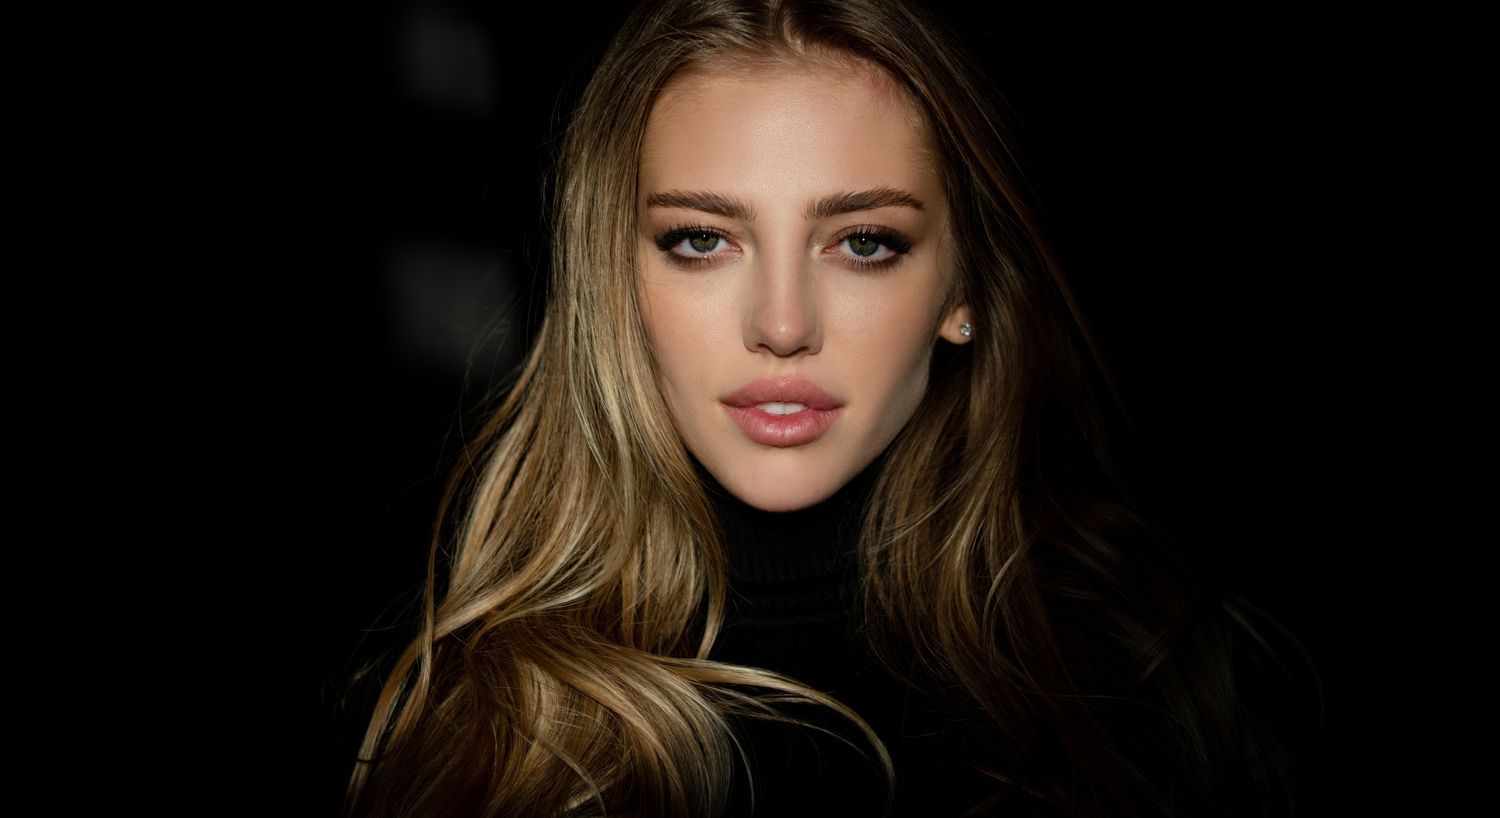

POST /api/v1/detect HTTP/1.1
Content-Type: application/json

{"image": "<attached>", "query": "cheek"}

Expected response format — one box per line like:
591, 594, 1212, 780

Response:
641, 295, 689, 378
638, 270, 720, 413
838, 284, 941, 427
881, 329, 936, 428
846, 283, 936, 390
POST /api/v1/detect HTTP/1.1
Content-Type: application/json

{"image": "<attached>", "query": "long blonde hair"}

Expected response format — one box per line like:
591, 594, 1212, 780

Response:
348, 1, 1305, 815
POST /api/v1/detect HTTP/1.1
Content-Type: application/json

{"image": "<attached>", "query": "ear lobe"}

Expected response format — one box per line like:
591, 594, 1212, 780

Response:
938, 304, 975, 345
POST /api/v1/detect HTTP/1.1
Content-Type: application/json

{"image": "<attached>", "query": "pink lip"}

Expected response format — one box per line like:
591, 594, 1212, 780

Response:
721, 377, 844, 448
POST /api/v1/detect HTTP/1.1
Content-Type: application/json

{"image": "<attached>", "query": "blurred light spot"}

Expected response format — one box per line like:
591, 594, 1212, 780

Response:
398, 5, 495, 115
383, 240, 522, 384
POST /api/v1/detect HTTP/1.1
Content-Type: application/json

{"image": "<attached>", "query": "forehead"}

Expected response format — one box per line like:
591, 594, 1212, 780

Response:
639, 56, 940, 202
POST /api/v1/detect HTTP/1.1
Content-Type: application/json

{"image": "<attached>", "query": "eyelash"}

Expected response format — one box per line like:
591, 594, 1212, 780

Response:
832, 225, 912, 269
652, 224, 913, 270
654, 224, 731, 268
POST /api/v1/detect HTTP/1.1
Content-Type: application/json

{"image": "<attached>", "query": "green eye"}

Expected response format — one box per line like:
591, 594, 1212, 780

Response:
847, 235, 881, 257
654, 226, 732, 267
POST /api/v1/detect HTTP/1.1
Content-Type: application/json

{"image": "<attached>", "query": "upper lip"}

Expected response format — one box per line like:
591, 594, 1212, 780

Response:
722, 377, 843, 410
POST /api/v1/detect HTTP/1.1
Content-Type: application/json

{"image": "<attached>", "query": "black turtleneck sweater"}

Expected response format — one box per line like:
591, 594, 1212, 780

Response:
695, 455, 1003, 817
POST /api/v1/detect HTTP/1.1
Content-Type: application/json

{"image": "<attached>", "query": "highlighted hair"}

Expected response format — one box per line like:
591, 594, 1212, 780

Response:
348, 2, 1310, 815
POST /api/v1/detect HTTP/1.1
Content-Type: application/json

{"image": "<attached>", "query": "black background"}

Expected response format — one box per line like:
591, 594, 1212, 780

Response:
209, 1, 1444, 813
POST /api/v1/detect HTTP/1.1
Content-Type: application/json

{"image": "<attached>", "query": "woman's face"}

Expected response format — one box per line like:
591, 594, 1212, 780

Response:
636, 56, 972, 512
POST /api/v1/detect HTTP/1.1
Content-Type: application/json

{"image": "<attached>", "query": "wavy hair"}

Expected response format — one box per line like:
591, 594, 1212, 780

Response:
347, 1, 1309, 815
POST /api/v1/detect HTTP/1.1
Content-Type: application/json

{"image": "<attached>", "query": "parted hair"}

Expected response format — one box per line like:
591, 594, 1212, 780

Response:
347, 1, 1306, 816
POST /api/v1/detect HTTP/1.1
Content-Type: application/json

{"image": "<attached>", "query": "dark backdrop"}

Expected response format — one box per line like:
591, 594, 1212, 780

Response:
230, 1, 1427, 813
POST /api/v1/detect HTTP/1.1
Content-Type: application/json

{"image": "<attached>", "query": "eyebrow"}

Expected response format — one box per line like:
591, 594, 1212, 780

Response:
805, 186, 925, 219
643, 186, 925, 221
644, 190, 754, 220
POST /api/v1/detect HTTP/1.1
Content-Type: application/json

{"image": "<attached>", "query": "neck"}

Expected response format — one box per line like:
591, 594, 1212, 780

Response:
692, 453, 885, 583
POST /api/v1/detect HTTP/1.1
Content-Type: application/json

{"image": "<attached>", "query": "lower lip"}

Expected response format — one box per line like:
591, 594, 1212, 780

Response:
723, 404, 842, 447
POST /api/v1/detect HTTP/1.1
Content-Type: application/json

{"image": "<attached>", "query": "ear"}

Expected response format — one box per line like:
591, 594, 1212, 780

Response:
937, 303, 975, 345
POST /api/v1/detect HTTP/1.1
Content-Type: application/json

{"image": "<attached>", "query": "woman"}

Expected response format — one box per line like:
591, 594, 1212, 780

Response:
348, 0, 1309, 815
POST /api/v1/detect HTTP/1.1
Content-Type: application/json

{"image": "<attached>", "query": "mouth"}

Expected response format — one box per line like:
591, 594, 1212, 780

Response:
721, 378, 844, 448
752, 401, 811, 415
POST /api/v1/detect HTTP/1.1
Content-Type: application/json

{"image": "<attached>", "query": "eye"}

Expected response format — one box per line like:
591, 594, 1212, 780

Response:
684, 231, 722, 254
654, 226, 733, 267
845, 235, 885, 258
831, 228, 912, 269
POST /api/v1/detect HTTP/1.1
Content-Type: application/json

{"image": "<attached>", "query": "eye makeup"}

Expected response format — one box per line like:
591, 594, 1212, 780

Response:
650, 223, 915, 271
653, 224, 734, 268
827, 225, 912, 270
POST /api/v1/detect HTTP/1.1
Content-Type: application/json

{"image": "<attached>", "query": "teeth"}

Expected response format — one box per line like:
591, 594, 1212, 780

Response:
757, 402, 807, 415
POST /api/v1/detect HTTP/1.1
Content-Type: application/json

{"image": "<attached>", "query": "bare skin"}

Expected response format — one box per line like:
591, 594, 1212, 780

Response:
637, 55, 973, 511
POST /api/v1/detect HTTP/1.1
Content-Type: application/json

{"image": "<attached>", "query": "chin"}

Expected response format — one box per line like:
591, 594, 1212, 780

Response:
711, 451, 856, 512
733, 484, 833, 512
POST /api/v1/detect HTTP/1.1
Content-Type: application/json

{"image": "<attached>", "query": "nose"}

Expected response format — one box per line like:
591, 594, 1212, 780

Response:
745, 257, 821, 357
